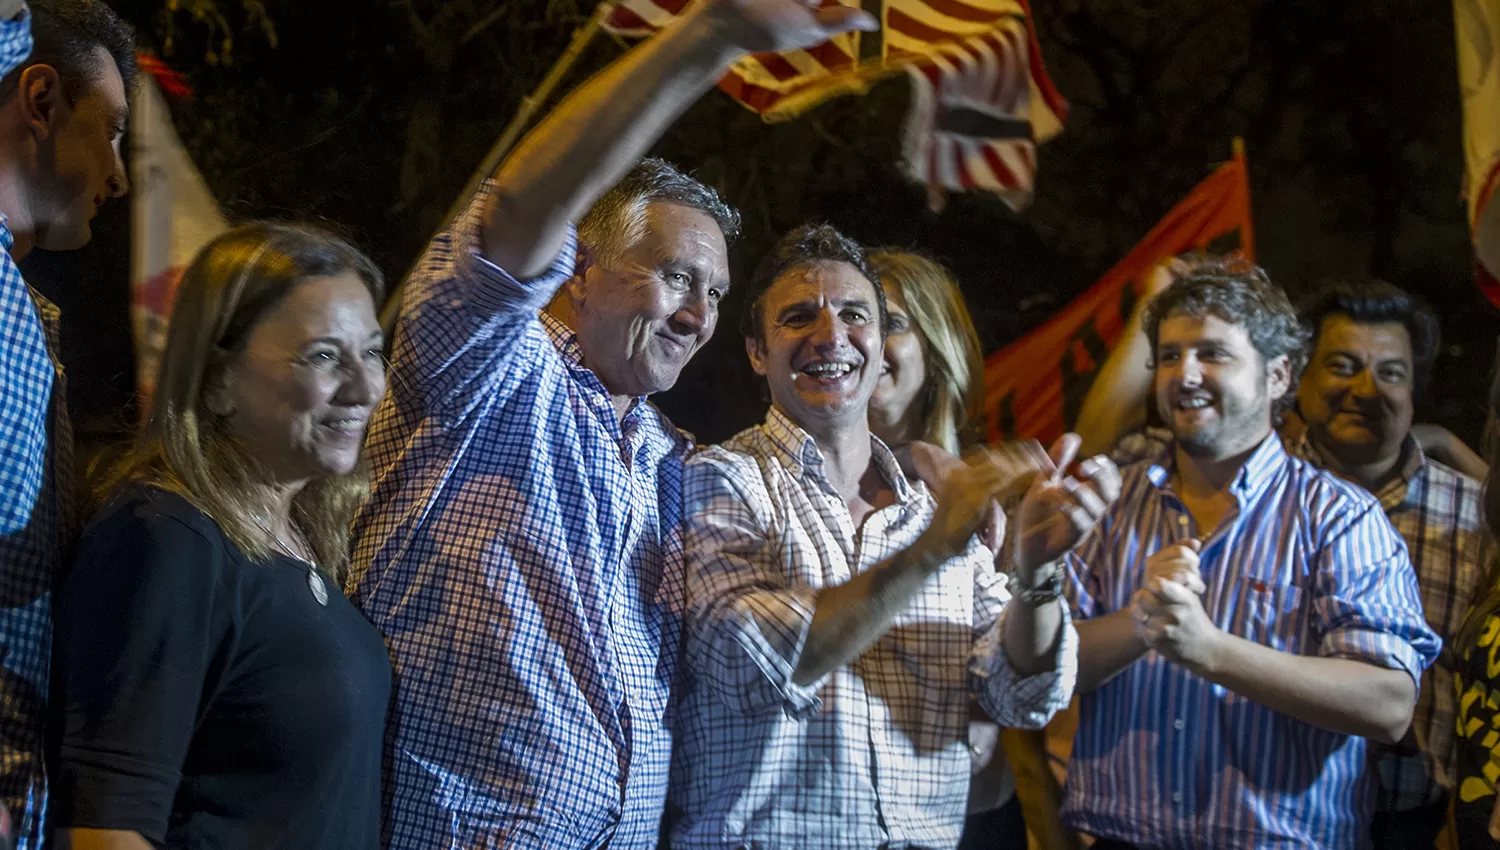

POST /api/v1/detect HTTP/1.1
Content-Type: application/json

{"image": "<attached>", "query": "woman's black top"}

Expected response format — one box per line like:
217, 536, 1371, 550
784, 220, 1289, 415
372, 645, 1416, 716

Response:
53, 486, 391, 849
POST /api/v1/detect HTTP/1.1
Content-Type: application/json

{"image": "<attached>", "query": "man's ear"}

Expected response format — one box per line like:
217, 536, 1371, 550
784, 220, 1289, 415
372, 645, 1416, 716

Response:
1266, 353, 1294, 403
746, 334, 767, 377
18, 64, 64, 141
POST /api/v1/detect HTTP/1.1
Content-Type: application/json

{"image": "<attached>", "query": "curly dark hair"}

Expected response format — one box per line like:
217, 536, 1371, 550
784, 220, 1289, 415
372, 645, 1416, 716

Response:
1296, 277, 1440, 397
0, 0, 137, 104
739, 223, 883, 342
1143, 256, 1310, 412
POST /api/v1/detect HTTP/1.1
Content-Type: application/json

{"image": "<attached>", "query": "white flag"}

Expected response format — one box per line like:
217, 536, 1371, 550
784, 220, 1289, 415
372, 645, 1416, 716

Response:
129, 75, 227, 410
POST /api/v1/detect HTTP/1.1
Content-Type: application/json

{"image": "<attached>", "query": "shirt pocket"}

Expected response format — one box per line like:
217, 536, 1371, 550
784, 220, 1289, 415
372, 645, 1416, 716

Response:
1240, 577, 1307, 656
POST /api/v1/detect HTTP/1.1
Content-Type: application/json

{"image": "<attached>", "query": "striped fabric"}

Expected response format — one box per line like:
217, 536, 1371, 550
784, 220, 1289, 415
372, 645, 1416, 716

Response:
349, 182, 690, 850
601, 0, 1067, 207
1289, 435, 1490, 814
669, 407, 1076, 849
1060, 434, 1441, 850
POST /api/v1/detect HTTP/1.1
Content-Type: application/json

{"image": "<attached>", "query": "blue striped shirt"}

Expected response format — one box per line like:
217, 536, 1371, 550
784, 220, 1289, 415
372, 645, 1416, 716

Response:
349, 181, 689, 850
1060, 434, 1440, 850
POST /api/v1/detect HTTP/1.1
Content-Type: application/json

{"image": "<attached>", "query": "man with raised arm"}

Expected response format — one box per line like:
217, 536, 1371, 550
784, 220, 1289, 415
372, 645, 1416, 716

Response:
346, 1, 877, 847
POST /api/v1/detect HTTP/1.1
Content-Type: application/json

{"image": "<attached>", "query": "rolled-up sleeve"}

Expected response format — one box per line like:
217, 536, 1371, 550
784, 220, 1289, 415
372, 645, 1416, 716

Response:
390, 179, 578, 415
970, 549, 1079, 728
682, 452, 828, 719
1314, 499, 1442, 690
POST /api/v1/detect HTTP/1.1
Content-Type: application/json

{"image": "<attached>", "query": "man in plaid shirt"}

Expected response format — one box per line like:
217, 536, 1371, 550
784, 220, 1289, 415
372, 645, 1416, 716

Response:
0, 3, 133, 846
1289, 278, 1490, 850
667, 224, 1115, 849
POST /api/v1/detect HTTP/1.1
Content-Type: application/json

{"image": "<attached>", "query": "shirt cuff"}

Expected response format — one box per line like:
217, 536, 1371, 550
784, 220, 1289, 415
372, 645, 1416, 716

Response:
742, 587, 828, 719
971, 602, 1079, 729
1322, 627, 1428, 691
453, 179, 579, 316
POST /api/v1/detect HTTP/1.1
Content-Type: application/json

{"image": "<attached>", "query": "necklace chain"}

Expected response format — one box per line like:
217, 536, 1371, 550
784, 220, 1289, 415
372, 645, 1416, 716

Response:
252, 513, 316, 566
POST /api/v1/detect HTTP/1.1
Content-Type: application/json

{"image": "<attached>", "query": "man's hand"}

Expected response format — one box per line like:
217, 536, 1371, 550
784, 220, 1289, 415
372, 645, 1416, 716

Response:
1012, 433, 1121, 577
919, 442, 1049, 561
696, 0, 878, 54
1131, 577, 1223, 673
1142, 539, 1206, 595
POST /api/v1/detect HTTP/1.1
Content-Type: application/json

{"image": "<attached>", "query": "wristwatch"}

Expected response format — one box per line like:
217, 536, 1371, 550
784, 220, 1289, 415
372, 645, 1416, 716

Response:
1007, 563, 1064, 605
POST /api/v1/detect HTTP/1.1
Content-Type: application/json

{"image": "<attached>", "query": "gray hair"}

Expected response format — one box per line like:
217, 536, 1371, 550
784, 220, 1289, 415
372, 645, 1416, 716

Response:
577, 158, 741, 269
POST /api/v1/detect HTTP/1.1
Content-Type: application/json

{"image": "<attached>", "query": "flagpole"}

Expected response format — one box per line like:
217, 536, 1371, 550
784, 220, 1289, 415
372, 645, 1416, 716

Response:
1232, 136, 1254, 263
381, 0, 616, 333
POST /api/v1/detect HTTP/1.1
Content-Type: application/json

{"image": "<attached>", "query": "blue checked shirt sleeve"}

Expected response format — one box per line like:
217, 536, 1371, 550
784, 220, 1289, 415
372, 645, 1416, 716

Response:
0, 8, 30, 80
1313, 499, 1442, 689
390, 179, 577, 415
970, 545, 1079, 729
0, 278, 47, 533
682, 452, 828, 719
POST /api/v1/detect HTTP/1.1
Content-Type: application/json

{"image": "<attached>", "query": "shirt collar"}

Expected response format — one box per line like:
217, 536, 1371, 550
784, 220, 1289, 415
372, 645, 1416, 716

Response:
761, 405, 913, 503
1289, 431, 1424, 511
537, 309, 691, 457
1147, 431, 1288, 505
0, 213, 13, 253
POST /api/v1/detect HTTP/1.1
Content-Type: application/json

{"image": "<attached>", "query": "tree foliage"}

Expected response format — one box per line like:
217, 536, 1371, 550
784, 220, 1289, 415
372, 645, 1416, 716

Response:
117, 0, 1492, 442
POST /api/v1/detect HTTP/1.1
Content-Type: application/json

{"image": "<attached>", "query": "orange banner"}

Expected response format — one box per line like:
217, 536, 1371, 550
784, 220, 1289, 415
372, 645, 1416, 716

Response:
983, 142, 1254, 443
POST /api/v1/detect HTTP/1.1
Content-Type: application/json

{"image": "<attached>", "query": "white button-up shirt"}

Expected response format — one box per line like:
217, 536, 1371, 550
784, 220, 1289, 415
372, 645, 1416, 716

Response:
668, 407, 1078, 849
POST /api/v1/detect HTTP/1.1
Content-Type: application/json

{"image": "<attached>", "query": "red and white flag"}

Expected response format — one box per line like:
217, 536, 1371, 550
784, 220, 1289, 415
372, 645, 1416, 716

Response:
1456, 0, 1500, 309
129, 64, 227, 411
601, 0, 1066, 208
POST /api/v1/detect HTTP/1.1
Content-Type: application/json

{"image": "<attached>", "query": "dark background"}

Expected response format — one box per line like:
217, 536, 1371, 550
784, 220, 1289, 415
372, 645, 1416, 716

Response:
26, 0, 1498, 451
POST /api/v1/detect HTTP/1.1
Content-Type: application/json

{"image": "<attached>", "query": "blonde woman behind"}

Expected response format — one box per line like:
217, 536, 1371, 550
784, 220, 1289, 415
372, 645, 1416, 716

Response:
867, 250, 1078, 850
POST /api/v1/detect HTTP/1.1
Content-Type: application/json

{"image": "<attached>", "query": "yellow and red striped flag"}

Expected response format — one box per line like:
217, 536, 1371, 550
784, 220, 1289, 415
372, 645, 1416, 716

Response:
601, 0, 1067, 208
1456, 0, 1500, 309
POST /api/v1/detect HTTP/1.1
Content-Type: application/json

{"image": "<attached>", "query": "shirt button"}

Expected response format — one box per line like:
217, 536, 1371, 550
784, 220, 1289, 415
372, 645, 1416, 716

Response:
1177, 515, 1189, 526
1172, 792, 1183, 803
1174, 719, 1185, 730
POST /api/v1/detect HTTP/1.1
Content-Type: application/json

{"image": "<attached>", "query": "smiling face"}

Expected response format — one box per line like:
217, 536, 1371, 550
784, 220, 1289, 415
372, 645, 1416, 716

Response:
868, 281, 928, 439
571, 201, 730, 398
1153, 311, 1290, 459
30, 48, 129, 251
1296, 315, 1414, 466
213, 273, 386, 485
749, 260, 884, 437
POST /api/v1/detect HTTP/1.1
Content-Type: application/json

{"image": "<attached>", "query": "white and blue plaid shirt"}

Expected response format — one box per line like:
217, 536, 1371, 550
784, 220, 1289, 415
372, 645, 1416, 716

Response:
350, 181, 690, 850
0, 11, 75, 850
1061, 434, 1442, 850
668, 409, 1077, 849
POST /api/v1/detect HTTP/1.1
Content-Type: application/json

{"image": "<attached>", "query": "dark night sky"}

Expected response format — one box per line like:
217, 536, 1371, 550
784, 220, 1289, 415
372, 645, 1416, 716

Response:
25, 0, 1498, 450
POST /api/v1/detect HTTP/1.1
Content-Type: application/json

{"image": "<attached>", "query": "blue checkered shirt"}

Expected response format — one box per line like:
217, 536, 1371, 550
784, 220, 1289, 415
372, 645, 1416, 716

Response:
1060, 434, 1441, 850
0, 14, 71, 850
668, 409, 1077, 849
349, 181, 690, 850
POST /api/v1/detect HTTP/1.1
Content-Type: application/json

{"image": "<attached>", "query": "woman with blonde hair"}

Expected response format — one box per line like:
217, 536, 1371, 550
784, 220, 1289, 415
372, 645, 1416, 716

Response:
867, 250, 1072, 849
52, 223, 392, 849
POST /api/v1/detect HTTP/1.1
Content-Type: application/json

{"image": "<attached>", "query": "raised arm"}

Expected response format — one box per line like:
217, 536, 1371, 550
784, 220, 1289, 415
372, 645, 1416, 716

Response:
1410, 422, 1489, 481
1074, 260, 1175, 459
482, 0, 876, 279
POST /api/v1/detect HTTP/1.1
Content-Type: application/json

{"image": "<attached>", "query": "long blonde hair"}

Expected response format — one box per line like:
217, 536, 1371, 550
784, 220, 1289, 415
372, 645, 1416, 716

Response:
868, 251, 985, 454
96, 222, 385, 576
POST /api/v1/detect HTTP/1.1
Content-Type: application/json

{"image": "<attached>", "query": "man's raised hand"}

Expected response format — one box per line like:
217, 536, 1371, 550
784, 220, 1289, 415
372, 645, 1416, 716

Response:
697, 0, 879, 54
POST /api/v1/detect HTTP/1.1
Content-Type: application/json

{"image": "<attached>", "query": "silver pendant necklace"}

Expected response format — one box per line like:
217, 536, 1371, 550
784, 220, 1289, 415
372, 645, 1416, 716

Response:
252, 513, 328, 606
